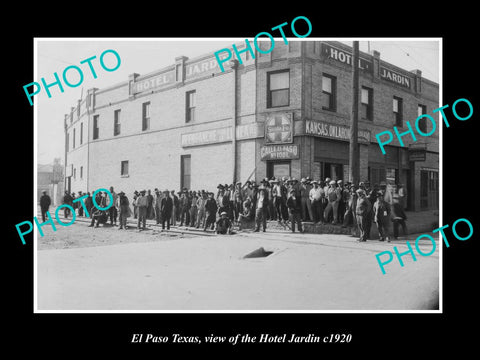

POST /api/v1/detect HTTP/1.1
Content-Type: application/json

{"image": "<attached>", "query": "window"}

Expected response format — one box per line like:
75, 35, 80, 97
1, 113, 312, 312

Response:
121, 160, 129, 176
417, 104, 427, 133
114, 109, 121, 136
73, 168, 76, 180
322, 74, 336, 111
267, 70, 289, 108
361, 86, 373, 120
80, 122, 83, 145
181, 155, 191, 189
393, 96, 403, 127
186, 91, 196, 123
73, 128, 76, 149
93, 115, 99, 140
80, 166, 83, 179
142, 102, 150, 131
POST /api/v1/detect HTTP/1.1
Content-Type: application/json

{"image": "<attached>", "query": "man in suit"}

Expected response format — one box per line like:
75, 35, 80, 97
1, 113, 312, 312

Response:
160, 190, 173, 230
254, 186, 269, 232
39, 190, 51, 223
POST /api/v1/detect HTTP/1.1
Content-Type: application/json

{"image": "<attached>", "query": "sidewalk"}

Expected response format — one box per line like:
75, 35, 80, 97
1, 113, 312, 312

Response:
40, 206, 439, 239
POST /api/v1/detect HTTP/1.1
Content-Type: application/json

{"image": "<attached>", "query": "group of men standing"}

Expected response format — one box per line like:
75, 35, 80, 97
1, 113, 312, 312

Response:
47, 178, 408, 241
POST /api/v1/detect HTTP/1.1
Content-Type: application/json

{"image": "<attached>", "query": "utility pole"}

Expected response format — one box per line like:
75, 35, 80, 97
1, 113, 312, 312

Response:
349, 41, 360, 185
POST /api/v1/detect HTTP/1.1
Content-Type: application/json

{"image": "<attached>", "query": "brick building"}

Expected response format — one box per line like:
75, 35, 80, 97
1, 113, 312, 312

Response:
64, 40, 439, 211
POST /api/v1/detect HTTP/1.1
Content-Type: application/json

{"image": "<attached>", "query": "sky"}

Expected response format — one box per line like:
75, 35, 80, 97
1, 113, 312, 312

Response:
35, 38, 440, 165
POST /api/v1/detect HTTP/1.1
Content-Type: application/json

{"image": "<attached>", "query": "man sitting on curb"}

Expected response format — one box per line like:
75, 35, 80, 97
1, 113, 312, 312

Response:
216, 211, 234, 235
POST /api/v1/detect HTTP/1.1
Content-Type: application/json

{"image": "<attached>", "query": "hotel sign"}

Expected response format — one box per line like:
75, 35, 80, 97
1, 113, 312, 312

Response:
380, 67, 411, 88
260, 144, 300, 160
322, 43, 373, 73
305, 119, 371, 144
132, 70, 175, 94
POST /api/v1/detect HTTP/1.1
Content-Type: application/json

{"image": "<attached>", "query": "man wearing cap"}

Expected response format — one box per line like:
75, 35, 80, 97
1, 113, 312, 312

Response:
300, 178, 313, 222
117, 191, 131, 230
40, 190, 51, 223
160, 190, 173, 230
286, 189, 304, 233
132, 190, 139, 219
254, 186, 269, 232
136, 190, 148, 231
324, 180, 340, 225
309, 180, 324, 224
355, 189, 372, 242
204, 192, 218, 231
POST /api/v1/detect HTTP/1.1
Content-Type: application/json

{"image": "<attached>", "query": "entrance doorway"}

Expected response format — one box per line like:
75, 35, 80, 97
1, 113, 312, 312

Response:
267, 161, 291, 179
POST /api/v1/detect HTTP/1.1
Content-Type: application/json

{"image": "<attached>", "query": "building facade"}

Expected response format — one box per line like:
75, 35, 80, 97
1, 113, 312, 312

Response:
64, 40, 439, 211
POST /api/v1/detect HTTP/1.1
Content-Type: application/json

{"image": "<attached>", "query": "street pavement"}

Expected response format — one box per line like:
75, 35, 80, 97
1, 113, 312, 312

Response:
36, 220, 439, 311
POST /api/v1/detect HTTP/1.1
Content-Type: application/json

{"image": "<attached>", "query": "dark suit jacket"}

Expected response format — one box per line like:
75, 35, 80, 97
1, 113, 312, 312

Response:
160, 197, 173, 215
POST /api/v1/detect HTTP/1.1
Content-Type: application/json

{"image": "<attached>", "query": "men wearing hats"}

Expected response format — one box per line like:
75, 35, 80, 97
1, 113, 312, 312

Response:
254, 186, 269, 232
233, 182, 244, 224
342, 185, 357, 228
40, 190, 51, 223
204, 192, 218, 231
117, 191, 131, 230
88, 207, 108, 228
196, 191, 208, 228
84, 192, 93, 218
216, 211, 233, 235
160, 190, 173, 230
146, 189, 155, 220
179, 189, 190, 227
324, 180, 340, 225
355, 189, 372, 242
309, 180, 324, 224
286, 189, 303, 233
136, 190, 148, 231
336, 180, 345, 224
373, 191, 391, 241
77, 191, 84, 217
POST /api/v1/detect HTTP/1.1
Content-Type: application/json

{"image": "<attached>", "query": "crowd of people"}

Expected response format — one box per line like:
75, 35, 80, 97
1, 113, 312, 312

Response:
39, 177, 408, 241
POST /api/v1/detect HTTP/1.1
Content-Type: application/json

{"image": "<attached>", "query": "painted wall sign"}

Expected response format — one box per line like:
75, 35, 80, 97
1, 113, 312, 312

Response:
305, 119, 371, 143
260, 144, 300, 160
181, 123, 262, 147
132, 70, 175, 94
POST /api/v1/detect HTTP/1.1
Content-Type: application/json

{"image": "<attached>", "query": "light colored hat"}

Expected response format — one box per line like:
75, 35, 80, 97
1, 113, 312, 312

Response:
329, 180, 336, 185
337, 180, 343, 184
220, 211, 228, 216
356, 189, 365, 195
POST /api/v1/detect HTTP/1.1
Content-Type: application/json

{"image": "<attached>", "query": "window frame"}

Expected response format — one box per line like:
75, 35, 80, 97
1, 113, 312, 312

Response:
322, 73, 336, 111
93, 115, 100, 140
185, 90, 196, 123
393, 96, 403, 127
142, 102, 151, 131
361, 86, 373, 121
267, 69, 290, 108
114, 109, 121, 136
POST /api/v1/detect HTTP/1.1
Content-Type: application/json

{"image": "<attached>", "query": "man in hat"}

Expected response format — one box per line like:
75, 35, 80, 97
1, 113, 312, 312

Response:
117, 191, 131, 230
391, 195, 408, 239
233, 181, 244, 224
108, 186, 118, 226
373, 191, 391, 241
179, 189, 190, 226
77, 191, 84, 217
189, 191, 198, 227
153, 188, 163, 225
132, 190, 139, 219
272, 178, 288, 224
170, 190, 178, 226
355, 189, 372, 242
136, 190, 148, 231
238, 195, 254, 230
254, 186, 269, 232
204, 192, 218, 231
160, 190, 173, 230
286, 189, 303, 233
146, 189, 154, 220
39, 190, 51, 223
196, 191, 208, 228
324, 180, 340, 224
309, 180, 324, 224
300, 177, 313, 222
336, 180, 345, 224
62, 191, 73, 219
216, 211, 233, 234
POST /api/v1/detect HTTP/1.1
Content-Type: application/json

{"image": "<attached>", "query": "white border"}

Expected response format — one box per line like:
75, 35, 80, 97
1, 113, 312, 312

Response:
34, 37, 442, 314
